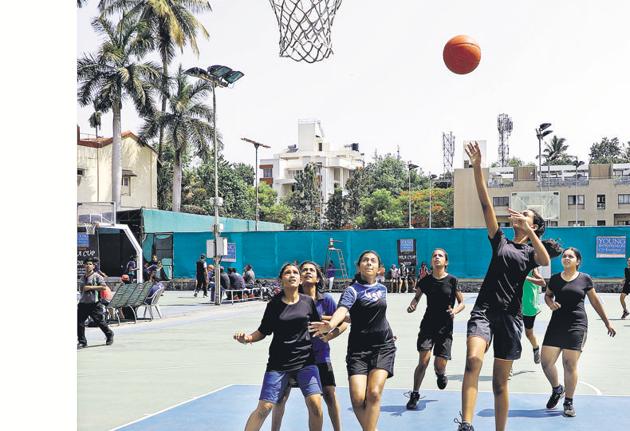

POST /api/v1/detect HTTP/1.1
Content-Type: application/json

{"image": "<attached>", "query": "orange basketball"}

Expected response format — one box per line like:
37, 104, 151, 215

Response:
443, 35, 481, 75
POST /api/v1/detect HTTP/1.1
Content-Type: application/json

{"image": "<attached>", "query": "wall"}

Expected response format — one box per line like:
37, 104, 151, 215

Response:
170, 226, 630, 279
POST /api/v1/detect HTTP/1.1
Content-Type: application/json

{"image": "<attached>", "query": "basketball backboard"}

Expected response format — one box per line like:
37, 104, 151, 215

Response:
510, 191, 560, 221
77, 202, 117, 226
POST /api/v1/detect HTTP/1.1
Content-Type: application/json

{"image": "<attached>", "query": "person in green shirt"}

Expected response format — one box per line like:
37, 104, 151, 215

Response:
522, 267, 546, 364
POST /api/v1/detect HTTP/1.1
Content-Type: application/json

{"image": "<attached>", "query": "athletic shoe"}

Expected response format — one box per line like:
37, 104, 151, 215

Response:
622, 310, 629, 319
563, 400, 576, 417
454, 413, 474, 430
77, 342, 87, 349
203, 294, 208, 297
437, 373, 448, 389
533, 347, 541, 364
194, 292, 198, 297
406, 391, 420, 410
546, 384, 565, 409
106, 334, 114, 346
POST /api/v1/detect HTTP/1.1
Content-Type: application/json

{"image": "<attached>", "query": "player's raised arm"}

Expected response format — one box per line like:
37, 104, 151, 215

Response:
465, 141, 498, 238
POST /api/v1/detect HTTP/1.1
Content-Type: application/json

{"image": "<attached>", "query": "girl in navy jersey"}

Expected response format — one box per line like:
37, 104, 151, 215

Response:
456, 142, 561, 431
405, 248, 465, 409
311, 250, 395, 431
541, 247, 616, 418
234, 263, 324, 431
272, 261, 348, 431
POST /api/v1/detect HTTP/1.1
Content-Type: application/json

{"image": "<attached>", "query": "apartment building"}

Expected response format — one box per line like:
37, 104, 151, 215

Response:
259, 119, 364, 201
454, 163, 630, 227
77, 127, 158, 209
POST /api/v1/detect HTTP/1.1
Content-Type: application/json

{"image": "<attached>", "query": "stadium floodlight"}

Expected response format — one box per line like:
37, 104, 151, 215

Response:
186, 63, 245, 305
407, 162, 419, 228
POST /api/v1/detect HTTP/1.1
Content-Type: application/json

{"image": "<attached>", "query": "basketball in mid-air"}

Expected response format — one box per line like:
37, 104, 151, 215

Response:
443, 35, 481, 74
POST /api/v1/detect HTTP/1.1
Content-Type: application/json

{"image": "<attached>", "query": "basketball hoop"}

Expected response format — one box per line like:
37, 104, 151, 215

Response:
269, 0, 343, 63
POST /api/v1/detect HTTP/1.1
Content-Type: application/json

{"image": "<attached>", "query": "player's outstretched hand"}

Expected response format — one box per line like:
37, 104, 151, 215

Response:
309, 321, 332, 338
465, 141, 482, 167
407, 299, 418, 313
233, 332, 250, 344
548, 301, 561, 311
606, 324, 616, 337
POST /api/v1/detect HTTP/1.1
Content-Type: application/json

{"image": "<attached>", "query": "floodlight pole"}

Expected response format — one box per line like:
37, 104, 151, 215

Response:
407, 162, 418, 228
536, 123, 552, 192
429, 174, 437, 228
241, 138, 271, 231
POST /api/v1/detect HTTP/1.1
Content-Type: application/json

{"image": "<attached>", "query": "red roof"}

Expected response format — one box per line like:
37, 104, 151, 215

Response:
77, 130, 158, 155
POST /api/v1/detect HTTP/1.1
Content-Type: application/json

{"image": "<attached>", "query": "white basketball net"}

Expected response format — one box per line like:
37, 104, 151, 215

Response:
269, 0, 343, 63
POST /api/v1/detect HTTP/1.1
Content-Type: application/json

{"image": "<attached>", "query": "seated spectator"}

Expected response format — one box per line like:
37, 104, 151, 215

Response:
243, 264, 256, 287
144, 271, 163, 305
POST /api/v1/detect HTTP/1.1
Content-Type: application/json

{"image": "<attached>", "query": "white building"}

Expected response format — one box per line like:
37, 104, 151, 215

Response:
259, 119, 364, 201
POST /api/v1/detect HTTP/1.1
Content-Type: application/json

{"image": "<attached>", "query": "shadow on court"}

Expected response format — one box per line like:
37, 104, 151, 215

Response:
113, 385, 630, 431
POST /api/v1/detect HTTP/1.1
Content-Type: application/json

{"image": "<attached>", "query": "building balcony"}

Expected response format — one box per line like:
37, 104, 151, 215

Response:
540, 178, 589, 188
274, 178, 297, 185
614, 176, 630, 185
488, 179, 514, 188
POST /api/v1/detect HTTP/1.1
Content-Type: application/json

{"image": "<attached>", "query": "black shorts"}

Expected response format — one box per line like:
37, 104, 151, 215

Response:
317, 362, 336, 387
417, 324, 453, 360
523, 314, 537, 330
543, 326, 587, 352
467, 307, 523, 360
623, 284, 630, 295
346, 343, 396, 378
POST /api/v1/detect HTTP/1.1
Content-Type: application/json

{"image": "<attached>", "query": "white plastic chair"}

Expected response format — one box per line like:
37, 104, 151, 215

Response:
139, 285, 165, 320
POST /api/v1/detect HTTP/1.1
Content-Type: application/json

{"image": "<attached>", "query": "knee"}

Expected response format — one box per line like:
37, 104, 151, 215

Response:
365, 388, 382, 405
305, 397, 323, 417
465, 356, 482, 374
350, 394, 365, 410
255, 402, 274, 419
562, 359, 577, 373
492, 377, 508, 396
322, 388, 336, 406
418, 358, 430, 371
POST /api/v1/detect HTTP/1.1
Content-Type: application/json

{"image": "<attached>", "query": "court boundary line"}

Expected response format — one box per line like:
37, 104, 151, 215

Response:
109, 384, 234, 431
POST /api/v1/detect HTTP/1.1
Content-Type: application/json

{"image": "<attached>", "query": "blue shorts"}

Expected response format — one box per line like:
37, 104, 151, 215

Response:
259, 364, 322, 404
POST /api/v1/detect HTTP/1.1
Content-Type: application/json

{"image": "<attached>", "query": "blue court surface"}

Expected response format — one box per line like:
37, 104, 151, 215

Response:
114, 384, 630, 431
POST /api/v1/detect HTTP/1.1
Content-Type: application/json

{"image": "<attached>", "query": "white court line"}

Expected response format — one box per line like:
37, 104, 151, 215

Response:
578, 380, 603, 396
110, 384, 234, 431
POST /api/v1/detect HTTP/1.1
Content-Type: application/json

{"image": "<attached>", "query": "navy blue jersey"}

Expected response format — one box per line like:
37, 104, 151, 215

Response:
339, 281, 394, 351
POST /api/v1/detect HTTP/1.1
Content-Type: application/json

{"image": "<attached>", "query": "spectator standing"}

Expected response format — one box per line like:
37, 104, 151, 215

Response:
77, 258, 114, 348
194, 254, 208, 298
389, 264, 401, 293
400, 263, 409, 293
376, 265, 386, 284
125, 255, 137, 281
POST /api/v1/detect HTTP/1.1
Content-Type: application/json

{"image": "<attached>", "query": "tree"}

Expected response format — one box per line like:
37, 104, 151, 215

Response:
88, 108, 102, 138
285, 163, 321, 229
100, 0, 213, 176
366, 154, 414, 195
589, 137, 624, 164
140, 65, 214, 211
405, 188, 454, 228
77, 15, 158, 206
491, 157, 527, 168
345, 167, 370, 219
543, 135, 573, 165
325, 188, 348, 229
355, 189, 406, 229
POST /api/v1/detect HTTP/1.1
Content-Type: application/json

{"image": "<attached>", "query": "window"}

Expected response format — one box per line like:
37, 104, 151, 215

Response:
121, 176, 131, 196
597, 194, 606, 209
318, 142, 323, 151
568, 195, 584, 206
262, 167, 273, 178
597, 220, 606, 226
498, 221, 510, 228
547, 220, 559, 226
493, 196, 509, 207
569, 221, 585, 226
619, 194, 630, 205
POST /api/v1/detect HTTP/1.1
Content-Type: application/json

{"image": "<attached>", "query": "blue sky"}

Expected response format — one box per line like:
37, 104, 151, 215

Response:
77, 0, 630, 175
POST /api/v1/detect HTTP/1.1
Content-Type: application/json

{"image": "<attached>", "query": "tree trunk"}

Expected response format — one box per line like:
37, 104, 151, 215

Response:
111, 103, 122, 207
157, 50, 168, 168
172, 149, 182, 212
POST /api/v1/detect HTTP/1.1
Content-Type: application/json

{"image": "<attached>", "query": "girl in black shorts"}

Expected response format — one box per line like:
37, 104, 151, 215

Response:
541, 247, 616, 418
620, 257, 630, 319
405, 248, 464, 409
311, 250, 395, 431
234, 263, 324, 431
456, 142, 561, 431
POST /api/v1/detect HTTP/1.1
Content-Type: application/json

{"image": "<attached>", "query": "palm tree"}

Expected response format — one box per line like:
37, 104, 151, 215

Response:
140, 65, 216, 211
88, 108, 102, 138
99, 0, 212, 171
543, 135, 569, 165
77, 15, 159, 206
